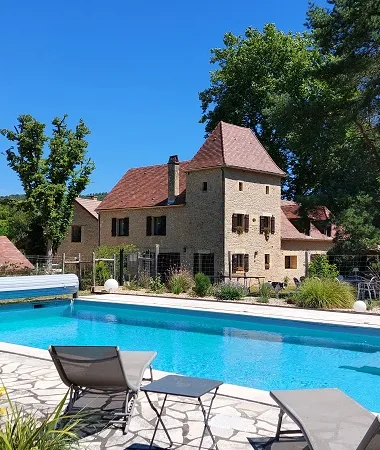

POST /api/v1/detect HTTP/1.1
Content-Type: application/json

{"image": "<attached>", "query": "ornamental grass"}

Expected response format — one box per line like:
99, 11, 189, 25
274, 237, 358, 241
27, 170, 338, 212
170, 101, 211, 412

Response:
294, 277, 355, 310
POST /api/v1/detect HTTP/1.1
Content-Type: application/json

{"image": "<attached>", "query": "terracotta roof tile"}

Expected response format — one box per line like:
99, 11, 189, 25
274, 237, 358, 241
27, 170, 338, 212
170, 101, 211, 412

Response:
75, 198, 101, 219
281, 200, 331, 221
98, 162, 190, 210
187, 122, 285, 176
0, 236, 34, 269
280, 202, 333, 241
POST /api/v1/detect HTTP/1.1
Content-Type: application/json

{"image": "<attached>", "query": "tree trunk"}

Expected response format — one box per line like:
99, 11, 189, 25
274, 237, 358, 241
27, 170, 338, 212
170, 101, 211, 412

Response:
46, 238, 53, 272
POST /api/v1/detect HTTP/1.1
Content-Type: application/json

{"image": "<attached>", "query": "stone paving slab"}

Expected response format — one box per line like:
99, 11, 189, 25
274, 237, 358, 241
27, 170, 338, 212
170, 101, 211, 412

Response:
0, 352, 298, 449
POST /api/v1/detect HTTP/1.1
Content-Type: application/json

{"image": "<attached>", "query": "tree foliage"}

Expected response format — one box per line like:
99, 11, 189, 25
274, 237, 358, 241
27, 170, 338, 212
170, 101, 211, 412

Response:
200, 1, 380, 252
1, 114, 94, 257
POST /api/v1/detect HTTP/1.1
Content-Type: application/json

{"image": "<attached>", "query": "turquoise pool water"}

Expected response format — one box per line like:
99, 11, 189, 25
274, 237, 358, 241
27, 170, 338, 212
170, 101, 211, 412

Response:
1, 299, 380, 411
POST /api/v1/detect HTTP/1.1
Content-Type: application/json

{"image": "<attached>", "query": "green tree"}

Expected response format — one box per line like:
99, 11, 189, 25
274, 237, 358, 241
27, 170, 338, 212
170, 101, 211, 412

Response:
307, 0, 380, 166
199, 23, 321, 189
200, 4, 380, 252
1, 114, 94, 258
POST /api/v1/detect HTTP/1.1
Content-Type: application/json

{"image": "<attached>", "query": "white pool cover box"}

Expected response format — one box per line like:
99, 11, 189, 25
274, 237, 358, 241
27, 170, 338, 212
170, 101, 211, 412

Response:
0, 274, 79, 300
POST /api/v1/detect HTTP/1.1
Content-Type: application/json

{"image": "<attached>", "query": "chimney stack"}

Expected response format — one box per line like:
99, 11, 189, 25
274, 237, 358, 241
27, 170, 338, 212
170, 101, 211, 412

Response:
167, 155, 179, 205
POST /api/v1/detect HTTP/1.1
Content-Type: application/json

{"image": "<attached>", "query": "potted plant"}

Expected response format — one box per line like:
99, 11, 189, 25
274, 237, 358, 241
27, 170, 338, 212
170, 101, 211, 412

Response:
263, 227, 270, 241
235, 225, 244, 235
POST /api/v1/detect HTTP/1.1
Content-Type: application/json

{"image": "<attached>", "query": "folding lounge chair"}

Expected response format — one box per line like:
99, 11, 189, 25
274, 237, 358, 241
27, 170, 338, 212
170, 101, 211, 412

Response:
49, 345, 157, 434
268, 388, 380, 450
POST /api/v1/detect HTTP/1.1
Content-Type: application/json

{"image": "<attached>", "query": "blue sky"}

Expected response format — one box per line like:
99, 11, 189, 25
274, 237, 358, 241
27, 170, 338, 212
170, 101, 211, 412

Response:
0, 0, 326, 196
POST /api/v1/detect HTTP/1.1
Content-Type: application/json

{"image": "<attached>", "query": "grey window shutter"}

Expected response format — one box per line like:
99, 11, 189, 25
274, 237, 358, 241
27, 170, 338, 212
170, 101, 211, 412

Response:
260, 216, 265, 234
111, 218, 117, 236
125, 217, 129, 236
271, 216, 275, 234
232, 214, 238, 232
244, 214, 249, 232
146, 216, 152, 236
161, 216, 166, 236
244, 254, 249, 272
232, 254, 238, 273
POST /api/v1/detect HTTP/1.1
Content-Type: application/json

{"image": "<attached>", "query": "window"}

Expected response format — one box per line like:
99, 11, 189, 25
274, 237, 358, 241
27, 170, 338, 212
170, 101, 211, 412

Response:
71, 225, 82, 242
285, 255, 298, 269
202, 182, 208, 192
259, 216, 275, 234
118, 218, 129, 236
232, 214, 249, 233
111, 218, 129, 236
194, 253, 215, 278
232, 254, 249, 273
239, 182, 243, 191
146, 216, 166, 236
266, 186, 270, 194
265, 254, 270, 270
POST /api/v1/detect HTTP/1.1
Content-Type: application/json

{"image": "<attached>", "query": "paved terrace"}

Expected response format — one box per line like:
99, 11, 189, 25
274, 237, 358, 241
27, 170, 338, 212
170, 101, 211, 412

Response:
0, 347, 295, 450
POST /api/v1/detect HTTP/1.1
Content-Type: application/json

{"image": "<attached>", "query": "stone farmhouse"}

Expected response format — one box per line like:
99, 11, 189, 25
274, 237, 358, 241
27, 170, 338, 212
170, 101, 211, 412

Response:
58, 122, 333, 282
57, 197, 101, 261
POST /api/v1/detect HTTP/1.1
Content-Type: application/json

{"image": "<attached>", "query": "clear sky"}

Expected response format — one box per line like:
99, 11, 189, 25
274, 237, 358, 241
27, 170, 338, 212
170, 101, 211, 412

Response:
0, 0, 326, 196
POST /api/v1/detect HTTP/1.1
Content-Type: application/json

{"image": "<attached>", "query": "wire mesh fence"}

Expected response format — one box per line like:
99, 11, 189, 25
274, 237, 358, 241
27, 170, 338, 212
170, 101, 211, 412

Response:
327, 254, 380, 278
3, 250, 380, 294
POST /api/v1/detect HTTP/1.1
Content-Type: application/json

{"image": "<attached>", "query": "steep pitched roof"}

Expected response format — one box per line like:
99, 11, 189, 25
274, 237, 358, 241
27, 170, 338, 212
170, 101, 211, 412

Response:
0, 236, 34, 270
75, 197, 101, 219
280, 201, 333, 241
98, 162, 189, 210
281, 200, 330, 221
187, 122, 285, 176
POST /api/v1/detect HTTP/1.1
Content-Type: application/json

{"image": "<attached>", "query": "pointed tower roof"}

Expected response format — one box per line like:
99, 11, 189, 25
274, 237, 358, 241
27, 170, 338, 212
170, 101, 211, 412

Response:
187, 122, 285, 176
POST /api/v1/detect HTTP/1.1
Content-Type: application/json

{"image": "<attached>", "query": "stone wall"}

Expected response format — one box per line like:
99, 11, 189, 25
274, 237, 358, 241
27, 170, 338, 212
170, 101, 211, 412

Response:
223, 168, 282, 280
280, 240, 334, 281
56, 202, 99, 261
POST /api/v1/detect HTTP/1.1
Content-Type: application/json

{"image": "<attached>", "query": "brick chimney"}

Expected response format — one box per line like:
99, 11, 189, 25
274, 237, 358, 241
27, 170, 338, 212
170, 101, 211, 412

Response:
167, 155, 179, 205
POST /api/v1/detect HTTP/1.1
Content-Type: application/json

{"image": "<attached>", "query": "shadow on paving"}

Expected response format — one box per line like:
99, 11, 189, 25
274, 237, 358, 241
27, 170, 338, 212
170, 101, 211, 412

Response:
59, 391, 128, 439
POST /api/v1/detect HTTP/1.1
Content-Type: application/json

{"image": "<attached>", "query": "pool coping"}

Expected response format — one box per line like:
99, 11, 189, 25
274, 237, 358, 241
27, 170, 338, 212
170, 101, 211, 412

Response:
81, 293, 380, 329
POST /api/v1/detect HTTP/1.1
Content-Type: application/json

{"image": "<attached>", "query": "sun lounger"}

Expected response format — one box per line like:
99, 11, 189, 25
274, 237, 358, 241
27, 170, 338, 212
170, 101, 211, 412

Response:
49, 345, 156, 434
268, 388, 380, 449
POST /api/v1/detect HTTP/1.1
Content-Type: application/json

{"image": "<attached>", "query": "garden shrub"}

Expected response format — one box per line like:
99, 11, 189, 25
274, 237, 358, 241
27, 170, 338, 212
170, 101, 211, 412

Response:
213, 282, 248, 300
294, 277, 355, 309
193, 273, 211, 297
167, 268, 194, 294
308, 255, 339, 279
95, 261, 111, 285
258, 283, 274, 302
148, 276, 165, 293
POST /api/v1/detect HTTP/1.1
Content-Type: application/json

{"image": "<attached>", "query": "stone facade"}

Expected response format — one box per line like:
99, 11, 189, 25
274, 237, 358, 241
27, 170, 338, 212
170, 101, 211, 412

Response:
280, 240, 334, 280
93, 122, 334, 283
98, 166, 333, 282
57, 199, 100, 261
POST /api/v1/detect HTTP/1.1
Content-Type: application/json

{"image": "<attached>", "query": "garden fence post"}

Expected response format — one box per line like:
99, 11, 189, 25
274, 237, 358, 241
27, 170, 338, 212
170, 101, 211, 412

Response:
119, 249, 124, 286
228, 251, 232, 280
92, 252, 96, 291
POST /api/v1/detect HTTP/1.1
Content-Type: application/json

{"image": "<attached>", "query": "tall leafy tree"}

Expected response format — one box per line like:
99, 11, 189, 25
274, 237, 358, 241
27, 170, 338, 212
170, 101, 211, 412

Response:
1, 114, 94, 258
199, 23, 323, 195
200, 3, 380, 252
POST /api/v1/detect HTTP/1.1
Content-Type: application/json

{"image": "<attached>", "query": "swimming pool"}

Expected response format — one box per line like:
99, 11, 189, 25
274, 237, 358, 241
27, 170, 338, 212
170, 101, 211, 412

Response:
1, 299, 380, 411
